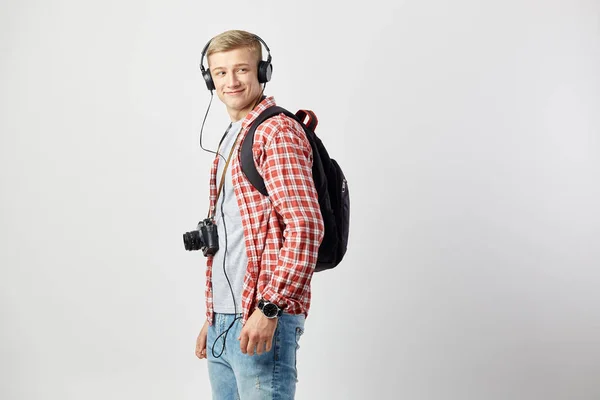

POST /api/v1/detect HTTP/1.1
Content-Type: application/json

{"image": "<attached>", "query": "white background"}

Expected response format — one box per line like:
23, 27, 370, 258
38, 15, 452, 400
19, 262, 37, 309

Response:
1, 0, 599, 399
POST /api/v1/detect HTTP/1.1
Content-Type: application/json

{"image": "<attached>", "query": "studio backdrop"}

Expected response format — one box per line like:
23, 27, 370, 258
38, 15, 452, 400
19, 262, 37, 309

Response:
1, 0, 599, 399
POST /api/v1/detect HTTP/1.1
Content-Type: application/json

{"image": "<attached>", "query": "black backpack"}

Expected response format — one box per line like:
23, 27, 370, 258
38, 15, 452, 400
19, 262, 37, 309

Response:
240, 106, 349, 272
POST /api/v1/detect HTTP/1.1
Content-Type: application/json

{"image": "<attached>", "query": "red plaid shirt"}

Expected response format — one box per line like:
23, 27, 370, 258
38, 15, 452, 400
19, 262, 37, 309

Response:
205, 96, 324, 325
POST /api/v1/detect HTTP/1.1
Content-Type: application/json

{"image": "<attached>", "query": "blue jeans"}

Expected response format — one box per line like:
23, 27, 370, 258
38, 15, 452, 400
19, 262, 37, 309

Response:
207, 312, 305, 400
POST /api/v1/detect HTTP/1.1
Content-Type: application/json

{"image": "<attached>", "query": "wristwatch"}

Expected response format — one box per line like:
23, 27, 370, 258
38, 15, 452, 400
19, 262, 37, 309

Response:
257, 298, 283, 319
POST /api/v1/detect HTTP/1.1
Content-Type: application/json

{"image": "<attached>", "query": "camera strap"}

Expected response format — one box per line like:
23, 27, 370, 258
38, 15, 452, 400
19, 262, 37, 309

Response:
212, 124, 244, 217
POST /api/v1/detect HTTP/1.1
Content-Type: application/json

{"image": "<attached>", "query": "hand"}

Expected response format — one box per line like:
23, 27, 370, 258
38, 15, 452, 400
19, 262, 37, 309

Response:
238, 308, 278, 356
195, 320, 209, 359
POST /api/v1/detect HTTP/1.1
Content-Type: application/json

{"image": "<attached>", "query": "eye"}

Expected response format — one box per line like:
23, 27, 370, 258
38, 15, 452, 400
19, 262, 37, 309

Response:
238, 68, 247, 73
215, 71, 225, 76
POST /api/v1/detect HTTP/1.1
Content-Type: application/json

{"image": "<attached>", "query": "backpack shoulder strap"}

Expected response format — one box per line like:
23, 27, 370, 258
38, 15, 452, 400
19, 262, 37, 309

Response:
240, 106, 299, 196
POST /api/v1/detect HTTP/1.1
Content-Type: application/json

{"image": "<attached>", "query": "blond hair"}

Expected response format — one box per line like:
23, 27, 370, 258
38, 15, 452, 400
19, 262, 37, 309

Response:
206, 30, 262, 63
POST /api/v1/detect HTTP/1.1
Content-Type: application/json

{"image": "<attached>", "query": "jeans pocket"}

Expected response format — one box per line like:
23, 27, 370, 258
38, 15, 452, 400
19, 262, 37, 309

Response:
295, 326, 304, 350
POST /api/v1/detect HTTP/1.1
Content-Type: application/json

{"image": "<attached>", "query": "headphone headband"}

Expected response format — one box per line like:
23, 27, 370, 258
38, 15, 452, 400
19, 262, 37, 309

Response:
199, 34, 272, 73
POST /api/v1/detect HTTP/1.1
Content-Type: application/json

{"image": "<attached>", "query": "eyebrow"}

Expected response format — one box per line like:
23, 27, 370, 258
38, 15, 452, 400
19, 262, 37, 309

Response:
211, 63, 251, 71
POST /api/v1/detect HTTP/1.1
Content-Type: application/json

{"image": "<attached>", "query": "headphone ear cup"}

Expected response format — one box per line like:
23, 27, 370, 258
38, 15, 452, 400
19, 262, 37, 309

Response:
258, 61, 272, 84
202, 69, 215, 91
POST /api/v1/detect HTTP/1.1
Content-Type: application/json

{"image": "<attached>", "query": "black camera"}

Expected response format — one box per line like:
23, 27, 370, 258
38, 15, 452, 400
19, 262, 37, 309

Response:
183, 218, 219, 256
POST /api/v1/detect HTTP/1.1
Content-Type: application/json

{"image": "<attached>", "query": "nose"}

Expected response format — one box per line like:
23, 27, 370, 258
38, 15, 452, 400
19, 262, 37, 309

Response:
226, 72, 240, 88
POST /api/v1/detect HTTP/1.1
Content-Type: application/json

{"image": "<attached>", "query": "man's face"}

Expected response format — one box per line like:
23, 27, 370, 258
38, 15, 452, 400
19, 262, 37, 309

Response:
208, 47, 263, 121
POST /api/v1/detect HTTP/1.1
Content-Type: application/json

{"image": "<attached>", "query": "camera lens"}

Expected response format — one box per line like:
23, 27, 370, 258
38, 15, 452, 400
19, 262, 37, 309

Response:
183, 230, 202, 251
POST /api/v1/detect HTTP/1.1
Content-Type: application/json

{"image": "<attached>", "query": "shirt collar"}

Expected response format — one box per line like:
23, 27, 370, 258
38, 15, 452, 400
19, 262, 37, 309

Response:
241, 96, 277, 130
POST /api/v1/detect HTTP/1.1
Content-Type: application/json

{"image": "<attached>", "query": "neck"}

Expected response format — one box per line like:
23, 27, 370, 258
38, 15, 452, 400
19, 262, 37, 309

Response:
227, 94, 264, 122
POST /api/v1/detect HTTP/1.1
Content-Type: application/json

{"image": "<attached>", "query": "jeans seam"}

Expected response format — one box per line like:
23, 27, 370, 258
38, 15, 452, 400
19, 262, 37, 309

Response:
294, 326, 304, 377
271, 320, 281, 398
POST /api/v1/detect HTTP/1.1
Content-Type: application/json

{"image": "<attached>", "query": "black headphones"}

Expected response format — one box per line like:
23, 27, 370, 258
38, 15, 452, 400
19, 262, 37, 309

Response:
199, 34, 273, 91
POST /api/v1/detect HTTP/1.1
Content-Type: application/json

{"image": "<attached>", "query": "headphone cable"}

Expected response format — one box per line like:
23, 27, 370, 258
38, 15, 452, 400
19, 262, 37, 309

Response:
199, 91, 223, 158
198, 87, 268, 358
208, 88, 267, 359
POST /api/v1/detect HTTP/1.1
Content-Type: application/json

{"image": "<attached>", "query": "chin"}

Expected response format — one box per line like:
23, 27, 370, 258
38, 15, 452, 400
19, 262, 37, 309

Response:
228, 97, 252, 108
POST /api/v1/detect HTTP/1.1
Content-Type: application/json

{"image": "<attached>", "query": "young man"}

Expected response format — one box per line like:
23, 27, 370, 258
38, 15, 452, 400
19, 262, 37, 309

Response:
194, 30, 324, 399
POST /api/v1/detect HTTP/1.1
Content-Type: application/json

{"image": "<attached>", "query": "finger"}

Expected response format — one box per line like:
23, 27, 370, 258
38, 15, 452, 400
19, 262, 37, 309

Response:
197, 346, 206, 358
239, 331, 249, 354
196, 340, 207, 358
265, 338, 273, 353
256, 340, 268, 355
246, 337, 258, 356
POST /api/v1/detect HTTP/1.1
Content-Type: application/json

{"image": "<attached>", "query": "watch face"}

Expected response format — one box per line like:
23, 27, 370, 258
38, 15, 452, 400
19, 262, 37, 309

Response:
263, 302, 279, 318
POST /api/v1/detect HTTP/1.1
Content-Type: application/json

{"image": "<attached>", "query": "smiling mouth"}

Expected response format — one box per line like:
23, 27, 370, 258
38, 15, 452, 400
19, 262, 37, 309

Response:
226, 89, 244, 95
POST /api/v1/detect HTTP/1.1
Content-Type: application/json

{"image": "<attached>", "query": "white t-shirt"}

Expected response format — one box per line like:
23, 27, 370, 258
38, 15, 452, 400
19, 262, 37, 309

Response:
211, 120, 249, 314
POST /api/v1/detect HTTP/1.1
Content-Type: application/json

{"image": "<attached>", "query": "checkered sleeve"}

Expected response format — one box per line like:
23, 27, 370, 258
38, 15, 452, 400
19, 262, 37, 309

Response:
259, 118, 325, 309
204, 156, 219, 325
